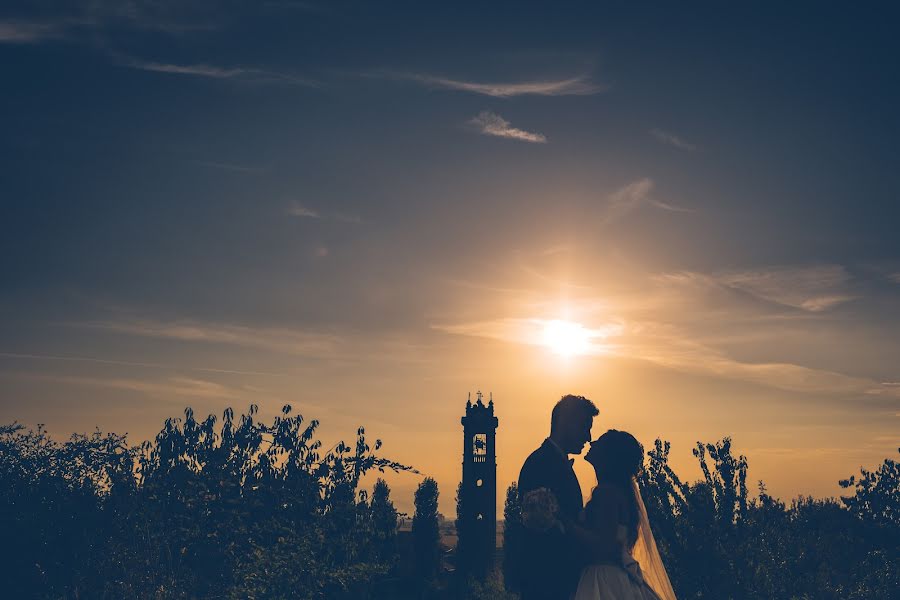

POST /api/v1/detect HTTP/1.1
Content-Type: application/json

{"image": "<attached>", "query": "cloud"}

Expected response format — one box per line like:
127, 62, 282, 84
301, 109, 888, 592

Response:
286, 203, 364, 223
602, 179, 692, 224
379, 71, 605, 97
82, 319, 343, 357
433, 315, 900, 399
122, 57, 318, 86
615, 320, 893, 397
4, 372, 248, 400
714, 265, 855, 312
0, 351, 283, 377
468, 111, 547, 143
432, 317, 622, 353
0, 3, 220, 44
650, 128, 697, 151
888, 272, 900, 284
287, 203, 321, 218
0, 21, 67, 44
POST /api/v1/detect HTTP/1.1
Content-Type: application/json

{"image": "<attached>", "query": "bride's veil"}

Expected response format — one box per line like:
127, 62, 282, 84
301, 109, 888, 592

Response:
631, 478, 678, 600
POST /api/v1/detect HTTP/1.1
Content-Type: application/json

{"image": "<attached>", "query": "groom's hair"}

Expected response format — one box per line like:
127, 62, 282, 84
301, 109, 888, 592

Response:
551, 394, 599, 430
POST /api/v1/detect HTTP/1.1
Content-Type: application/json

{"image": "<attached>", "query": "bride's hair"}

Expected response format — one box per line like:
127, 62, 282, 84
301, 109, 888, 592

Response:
585, 429, 644, 546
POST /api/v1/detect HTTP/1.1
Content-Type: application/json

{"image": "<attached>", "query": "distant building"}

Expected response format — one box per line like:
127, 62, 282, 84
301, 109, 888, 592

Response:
457, 391, 499, 576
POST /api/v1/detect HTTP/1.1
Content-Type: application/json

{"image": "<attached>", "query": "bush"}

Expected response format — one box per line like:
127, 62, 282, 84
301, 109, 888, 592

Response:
0, 405, 415, 599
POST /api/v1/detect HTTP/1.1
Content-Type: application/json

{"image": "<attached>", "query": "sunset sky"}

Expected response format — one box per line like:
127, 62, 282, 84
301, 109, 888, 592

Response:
2, 2, 899, 515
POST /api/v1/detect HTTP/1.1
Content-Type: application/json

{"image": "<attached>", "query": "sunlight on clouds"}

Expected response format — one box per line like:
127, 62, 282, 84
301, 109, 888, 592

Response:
542, 319, 592, 356
469, 111, 547, 143
432, 317, 622, 356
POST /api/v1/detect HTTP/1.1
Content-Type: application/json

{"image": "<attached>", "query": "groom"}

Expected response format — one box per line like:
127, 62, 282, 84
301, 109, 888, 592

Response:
517, 394, 598, 600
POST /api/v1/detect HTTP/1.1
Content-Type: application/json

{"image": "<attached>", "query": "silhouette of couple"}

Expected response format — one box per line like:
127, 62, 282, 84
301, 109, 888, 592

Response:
517, 395, 677, 600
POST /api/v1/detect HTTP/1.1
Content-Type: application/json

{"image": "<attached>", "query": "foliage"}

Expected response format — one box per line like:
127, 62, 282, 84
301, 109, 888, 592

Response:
501, 482, 523, 593
0, 405, 415, 600
840, 448, 900, 529
640, 439, 899, 600
412, 476, 441, 582
2, 409, 898, 600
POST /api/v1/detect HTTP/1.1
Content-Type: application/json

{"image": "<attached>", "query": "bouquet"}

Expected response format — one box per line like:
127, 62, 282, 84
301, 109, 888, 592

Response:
521, 487, 561, 533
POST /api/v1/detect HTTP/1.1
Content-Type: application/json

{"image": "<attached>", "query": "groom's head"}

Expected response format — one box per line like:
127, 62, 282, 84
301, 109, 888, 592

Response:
550, 394, 598, 455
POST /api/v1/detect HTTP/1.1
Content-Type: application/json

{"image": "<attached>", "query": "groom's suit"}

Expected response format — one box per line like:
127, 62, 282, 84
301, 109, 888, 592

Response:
517, 438, 586, 600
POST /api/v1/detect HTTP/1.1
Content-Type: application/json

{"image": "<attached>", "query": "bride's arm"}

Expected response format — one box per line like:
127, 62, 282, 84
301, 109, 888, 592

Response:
563, 491, 622, 559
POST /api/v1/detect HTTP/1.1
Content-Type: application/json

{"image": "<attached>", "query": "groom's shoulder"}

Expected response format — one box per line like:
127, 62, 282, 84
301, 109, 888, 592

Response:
518, 443, 555, 487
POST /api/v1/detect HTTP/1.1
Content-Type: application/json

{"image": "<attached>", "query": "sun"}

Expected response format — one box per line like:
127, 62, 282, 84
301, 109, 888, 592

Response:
541, 319, 592, 357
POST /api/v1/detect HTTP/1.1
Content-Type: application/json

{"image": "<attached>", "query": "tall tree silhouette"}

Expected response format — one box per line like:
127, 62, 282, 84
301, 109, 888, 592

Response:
370, 478, 399, 561
502, 482, 523, 592
412, 477, 441, 582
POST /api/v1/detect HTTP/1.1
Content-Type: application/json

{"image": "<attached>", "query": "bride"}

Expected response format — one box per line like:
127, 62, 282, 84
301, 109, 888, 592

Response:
574, 430, 677, 600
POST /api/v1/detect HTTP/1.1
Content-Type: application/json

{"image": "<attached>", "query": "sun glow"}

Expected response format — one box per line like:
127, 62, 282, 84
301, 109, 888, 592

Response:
541, 319, 592, 357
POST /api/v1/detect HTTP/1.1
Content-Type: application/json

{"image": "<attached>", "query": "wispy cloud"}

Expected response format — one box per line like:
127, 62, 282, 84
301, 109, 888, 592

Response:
0, 351, 284, 377
0, 3, 220, 44
433, 315, 900, 399
378, 71, 605, 97
81, 319, 343, 358
714, 265, 855, 312
469, 111, 547, 143
122, 57, 318, 86
287, 203, 321, 218
286, 202, 364, 223
0, 20, 68, 44
4, 371, 248, 400
650, 128, 697, 151
602, 179, 692, 224
888, 272, 900, 284
432, 317, 622, 353
615, 320, 894, 397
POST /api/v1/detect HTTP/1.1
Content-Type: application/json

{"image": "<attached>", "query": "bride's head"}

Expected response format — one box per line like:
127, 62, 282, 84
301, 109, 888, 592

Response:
585, 429, 644, 484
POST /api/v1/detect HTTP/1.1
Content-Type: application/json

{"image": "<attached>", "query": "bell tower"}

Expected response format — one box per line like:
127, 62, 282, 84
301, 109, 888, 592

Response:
459, 390, 499, 574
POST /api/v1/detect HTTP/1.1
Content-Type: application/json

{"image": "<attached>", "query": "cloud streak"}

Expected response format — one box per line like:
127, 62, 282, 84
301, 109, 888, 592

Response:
379, 71, 605, 97
3, 371, 249, 401
0, 21, 67, 44
287, 203, 321, 218
82, 319, 343, 358
469, 111, 547, 143
432, 317, 622, 353
602, 179, 692, 224
122, 57, 318, 86
714, 265, 855, 312
650, 128, 697, 151
0, 351, 284, 377
286, 202, 364, 223
433, 315, 900, 399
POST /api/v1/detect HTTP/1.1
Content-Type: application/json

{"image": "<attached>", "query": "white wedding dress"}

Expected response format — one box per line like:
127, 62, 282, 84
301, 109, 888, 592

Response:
574, 480, 677, 600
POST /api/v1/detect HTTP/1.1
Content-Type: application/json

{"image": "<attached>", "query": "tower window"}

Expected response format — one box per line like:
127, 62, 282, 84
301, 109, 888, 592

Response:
472, 433, 487, 456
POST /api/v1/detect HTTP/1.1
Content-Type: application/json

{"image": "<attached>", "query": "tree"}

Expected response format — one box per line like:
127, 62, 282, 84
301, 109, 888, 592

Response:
454, 480, 470, 571
0, 405, 417, 600
840, 448, 900, 529
370, 478, 399, 561
501, 482, 523, 592
412, 477, 441, 581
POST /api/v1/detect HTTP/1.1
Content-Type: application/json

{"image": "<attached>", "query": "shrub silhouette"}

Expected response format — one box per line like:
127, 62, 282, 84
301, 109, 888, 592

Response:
639, 440, 899, 599
1, 411, 898, 599
0, 405, 415, 600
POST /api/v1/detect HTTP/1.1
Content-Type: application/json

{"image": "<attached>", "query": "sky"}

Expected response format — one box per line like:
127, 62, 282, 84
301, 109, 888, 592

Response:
2, 1, 899, 515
